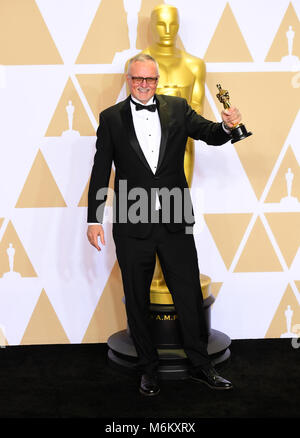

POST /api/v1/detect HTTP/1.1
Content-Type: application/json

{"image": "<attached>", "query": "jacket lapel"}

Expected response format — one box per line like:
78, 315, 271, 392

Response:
120, 96, 153, 173
155, 94, 169, 173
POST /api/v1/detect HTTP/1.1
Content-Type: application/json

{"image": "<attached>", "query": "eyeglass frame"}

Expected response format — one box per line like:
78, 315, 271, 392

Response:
129, 76, 159, 85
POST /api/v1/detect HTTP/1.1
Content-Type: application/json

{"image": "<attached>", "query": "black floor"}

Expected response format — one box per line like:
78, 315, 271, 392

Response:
0, 339, 299, 421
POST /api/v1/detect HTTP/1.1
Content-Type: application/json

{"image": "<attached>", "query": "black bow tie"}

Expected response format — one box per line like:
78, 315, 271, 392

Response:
130, 98, 157, 112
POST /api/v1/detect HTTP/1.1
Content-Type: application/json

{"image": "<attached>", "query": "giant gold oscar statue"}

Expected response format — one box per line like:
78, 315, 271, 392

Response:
140, 4, 211, 306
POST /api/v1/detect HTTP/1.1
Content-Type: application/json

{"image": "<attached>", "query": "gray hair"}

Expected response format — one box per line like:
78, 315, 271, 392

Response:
127, 53, 159, 75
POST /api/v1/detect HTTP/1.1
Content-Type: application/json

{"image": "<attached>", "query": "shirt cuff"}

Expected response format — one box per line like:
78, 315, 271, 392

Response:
222, 122, 232, 135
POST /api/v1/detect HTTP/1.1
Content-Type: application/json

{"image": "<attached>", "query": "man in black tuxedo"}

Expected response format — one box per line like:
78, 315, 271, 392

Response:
87, 54, 241, 396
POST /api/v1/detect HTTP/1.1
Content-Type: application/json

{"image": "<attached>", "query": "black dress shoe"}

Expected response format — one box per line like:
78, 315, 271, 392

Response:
139, 374, 160, 396
190, 366, 233, 390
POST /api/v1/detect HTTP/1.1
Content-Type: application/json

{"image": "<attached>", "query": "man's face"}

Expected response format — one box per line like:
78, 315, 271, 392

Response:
126, 60, 159, 104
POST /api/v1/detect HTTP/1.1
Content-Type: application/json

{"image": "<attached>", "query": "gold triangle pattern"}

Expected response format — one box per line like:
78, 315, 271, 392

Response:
205, 213, 252, 269
265, 146, 300, 203
76, 0, 130, 64
82, 261, 127, 343
45, 78, 95, 137
0, 0, 63, 65
206, 71, 300, 200
204, 3, 253, 62
265, 3, 300, 62
21, 289, 70, 344
78, 169, 115, 208
265, 213, 300, 268
234, 217, 283, 272
76, 74, 125, 121
15, 150, 67, 208
265, 284, 300, 338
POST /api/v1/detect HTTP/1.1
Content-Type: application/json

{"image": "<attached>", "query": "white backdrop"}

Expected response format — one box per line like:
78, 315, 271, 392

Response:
0, 0, 299, 346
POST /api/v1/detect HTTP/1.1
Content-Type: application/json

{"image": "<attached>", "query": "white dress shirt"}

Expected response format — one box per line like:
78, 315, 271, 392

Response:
130, 95, 161, 210
130, 96, 161, 174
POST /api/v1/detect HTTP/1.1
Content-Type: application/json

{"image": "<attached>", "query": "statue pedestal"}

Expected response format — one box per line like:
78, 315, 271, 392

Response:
107, 277, 231, 379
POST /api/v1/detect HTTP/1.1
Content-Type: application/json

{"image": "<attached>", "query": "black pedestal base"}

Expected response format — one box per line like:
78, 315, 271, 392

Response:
107, 328, 231, 380
107, 293, 231, 380
231, 123, 252, 143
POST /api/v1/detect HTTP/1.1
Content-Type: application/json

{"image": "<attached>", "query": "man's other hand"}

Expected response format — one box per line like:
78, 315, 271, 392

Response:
87, 224, 105, 251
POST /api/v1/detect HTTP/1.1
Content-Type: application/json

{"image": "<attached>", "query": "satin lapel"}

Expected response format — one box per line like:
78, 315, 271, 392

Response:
156, 95, 169, 173
120, 96, 153, 173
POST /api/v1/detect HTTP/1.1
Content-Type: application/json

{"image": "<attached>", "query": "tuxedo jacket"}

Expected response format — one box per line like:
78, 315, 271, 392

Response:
87, 94, 231, 238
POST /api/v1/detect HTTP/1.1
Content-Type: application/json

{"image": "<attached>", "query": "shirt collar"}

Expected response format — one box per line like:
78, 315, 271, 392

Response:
130, 95, 155, 106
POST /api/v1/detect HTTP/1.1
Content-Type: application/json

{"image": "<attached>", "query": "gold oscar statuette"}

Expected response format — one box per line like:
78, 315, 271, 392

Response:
216, 84, 252, 143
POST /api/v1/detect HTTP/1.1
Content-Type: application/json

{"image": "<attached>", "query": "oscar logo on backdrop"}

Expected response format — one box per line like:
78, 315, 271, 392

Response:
113, 0, 142, 63
3, 243, 21, 279
280, 305, 298, 338
62, 100, 80, 138
281, 25, 300, 68
280, 168, 300, 207
107, 4, 231, 378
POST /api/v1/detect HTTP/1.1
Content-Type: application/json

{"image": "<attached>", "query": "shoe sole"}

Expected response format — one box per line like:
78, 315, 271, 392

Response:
190, 376, 233, 390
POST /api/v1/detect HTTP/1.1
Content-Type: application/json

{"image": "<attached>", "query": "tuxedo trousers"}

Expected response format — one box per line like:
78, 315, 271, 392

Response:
113, 223, 210, 375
